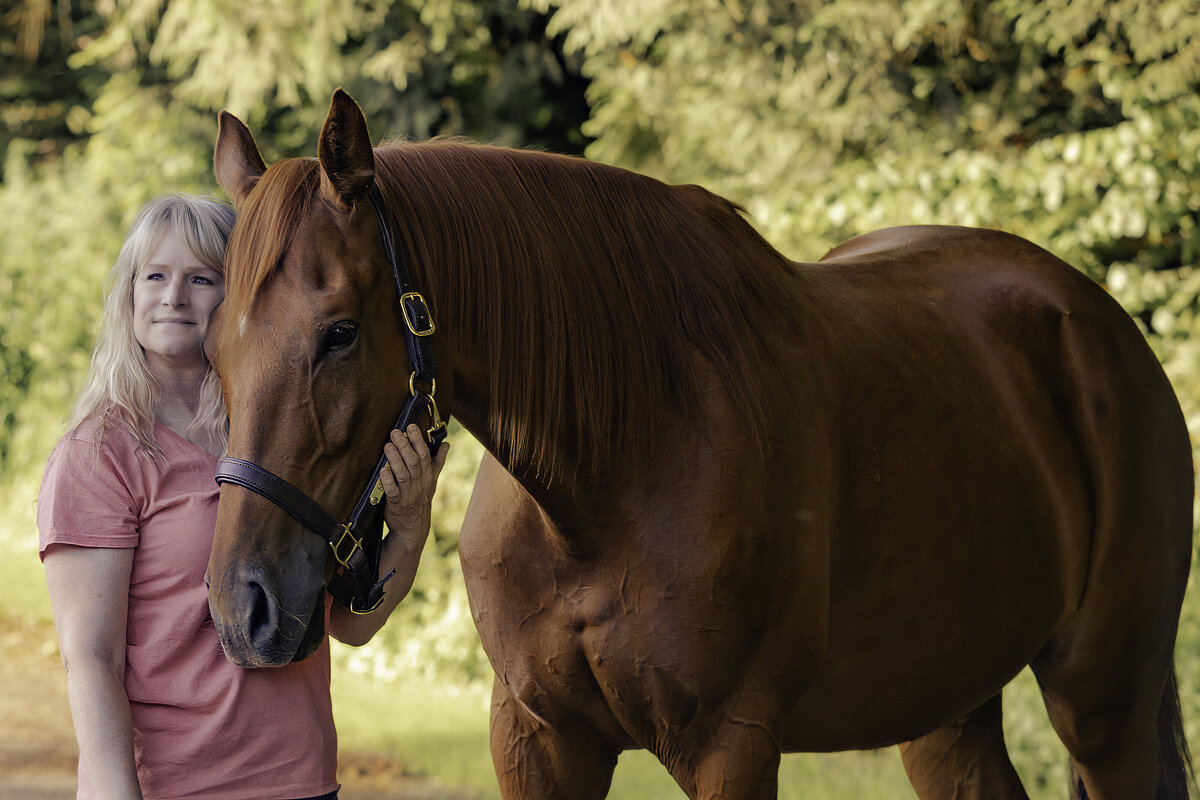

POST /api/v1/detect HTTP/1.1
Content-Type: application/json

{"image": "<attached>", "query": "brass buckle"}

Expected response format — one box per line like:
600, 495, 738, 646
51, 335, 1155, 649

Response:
350, 593, 386, 615
368, 477, 385, 506
400, 292, 435, 337
332, 523, 362, 568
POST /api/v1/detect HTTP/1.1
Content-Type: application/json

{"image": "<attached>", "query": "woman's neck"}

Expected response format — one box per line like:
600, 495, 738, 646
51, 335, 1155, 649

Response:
148, 360, 206, 435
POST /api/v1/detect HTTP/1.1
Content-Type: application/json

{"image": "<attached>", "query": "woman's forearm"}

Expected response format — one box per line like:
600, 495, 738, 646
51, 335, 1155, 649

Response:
328, 518, 427, 645
63, 654, 142, 800
44, 545, 140, 800
329, 426, 446, 646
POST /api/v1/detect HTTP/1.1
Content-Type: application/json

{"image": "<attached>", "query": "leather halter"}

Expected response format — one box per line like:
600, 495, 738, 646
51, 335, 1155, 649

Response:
215, 185, 448, 614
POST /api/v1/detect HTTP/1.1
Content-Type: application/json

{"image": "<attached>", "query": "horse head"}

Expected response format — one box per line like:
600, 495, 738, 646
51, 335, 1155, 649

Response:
206, 91, 444, 667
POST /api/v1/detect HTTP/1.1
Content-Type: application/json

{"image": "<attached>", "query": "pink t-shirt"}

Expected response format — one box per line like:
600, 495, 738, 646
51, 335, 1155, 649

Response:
37, 416, 339, 800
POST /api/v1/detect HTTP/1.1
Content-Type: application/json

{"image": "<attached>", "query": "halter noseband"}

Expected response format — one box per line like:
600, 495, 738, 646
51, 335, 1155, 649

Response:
215, 185, 448, 614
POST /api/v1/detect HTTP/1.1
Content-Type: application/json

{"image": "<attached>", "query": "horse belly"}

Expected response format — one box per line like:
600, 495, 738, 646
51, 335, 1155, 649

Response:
784, 534, 1071, 751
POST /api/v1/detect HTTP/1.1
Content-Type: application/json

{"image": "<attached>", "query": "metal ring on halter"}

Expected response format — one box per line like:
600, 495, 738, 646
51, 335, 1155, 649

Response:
409, 372, 436, 398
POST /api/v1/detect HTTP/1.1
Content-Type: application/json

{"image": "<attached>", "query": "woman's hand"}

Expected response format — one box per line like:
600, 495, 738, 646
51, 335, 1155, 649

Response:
380, 424, 449, 556
330, 425, 448, 646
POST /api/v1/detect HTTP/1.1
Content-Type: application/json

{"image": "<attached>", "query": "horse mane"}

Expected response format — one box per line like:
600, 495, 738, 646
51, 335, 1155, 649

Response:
223, 140, 799, 483
375, 141, 798, 482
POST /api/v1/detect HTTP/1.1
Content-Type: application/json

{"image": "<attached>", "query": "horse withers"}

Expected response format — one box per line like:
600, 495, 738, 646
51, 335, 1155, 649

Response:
205, 89, 1194, 800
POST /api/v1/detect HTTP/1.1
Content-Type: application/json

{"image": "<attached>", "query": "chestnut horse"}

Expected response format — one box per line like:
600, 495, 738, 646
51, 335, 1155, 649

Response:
206, 90, 1193, 800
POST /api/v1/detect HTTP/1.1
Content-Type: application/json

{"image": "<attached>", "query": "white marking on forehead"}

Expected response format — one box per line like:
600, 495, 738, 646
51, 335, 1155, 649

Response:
238, 314, 248, 338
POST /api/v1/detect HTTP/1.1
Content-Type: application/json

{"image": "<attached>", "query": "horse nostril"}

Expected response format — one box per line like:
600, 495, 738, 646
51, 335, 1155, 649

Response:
245, 580, 277, 645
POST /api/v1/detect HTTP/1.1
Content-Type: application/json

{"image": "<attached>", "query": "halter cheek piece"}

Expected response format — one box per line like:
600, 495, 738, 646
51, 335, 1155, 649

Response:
215, 185, 448, 614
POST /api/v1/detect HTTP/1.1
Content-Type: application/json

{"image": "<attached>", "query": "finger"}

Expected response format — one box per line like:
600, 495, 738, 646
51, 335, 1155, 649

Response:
393, 427, 421, 474
384, 440, 412, 485
388, 429, 415, 468
379, 463, 400, 499
405, 424, 432, 464
432, 442, 450, 481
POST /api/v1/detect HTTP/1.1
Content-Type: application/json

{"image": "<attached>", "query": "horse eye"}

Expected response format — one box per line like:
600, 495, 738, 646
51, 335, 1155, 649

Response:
324, 322, 358, 352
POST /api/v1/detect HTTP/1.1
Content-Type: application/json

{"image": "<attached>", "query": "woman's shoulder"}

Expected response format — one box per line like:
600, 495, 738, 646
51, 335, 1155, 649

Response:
38, 412, 146, 548
61, 413, 108, 444
62, 411, 126, 446
48, 409, 148, 474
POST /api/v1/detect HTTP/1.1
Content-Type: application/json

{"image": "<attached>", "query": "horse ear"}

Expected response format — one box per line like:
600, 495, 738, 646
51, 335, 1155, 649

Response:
214, 111, 267, 208
317, 89, 375, 212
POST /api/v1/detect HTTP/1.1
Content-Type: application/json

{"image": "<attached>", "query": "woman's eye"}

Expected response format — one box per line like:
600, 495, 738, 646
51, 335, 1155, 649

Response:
190, 275, 214, 285
324, 322, 358, 352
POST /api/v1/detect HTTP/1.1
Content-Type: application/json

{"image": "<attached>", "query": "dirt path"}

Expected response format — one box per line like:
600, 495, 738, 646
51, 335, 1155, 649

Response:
0, 616, 476, 800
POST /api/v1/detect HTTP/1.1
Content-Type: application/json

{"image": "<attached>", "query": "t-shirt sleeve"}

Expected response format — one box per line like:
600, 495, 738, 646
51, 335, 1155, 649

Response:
37, 433, 140, 557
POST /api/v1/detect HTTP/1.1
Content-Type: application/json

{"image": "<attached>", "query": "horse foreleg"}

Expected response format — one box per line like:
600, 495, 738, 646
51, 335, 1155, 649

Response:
898, 694, 1029, 800
488, 676, 618, 800
681, 716, 782, 800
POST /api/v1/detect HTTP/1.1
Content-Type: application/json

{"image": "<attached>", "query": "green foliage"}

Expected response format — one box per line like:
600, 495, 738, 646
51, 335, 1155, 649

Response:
70, 0, 591, 155
0, 0, 107, 181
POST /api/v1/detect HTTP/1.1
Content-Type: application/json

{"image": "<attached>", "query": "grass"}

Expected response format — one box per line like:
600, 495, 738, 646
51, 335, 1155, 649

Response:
330, 668, 497, 796
330, 652, 1076, 800
331, 665, 918, 800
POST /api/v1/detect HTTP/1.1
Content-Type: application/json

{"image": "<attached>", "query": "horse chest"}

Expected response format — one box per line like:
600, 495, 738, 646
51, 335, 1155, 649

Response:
460, 433, 817, 748
465, 508, 791, 747
474, 550, 754, 739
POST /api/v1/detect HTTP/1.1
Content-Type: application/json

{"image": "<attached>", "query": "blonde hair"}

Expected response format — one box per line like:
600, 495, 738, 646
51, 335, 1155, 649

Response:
70, 194, 235, 456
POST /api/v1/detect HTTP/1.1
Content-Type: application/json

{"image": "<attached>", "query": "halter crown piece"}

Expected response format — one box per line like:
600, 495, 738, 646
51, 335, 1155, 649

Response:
215, 185, 448, 614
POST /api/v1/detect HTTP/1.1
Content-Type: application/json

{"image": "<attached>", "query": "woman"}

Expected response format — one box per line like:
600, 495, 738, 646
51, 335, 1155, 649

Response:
37, 193, 447, 800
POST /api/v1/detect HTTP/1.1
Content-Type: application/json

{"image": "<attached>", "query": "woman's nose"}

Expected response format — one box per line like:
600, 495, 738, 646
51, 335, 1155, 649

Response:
164, 276, 189, 307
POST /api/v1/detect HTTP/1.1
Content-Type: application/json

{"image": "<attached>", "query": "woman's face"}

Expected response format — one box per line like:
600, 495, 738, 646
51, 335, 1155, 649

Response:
132, 225, 225, 376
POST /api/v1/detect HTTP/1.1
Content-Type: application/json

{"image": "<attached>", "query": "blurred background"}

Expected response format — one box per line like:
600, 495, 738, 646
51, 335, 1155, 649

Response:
1, 0, 1198, 797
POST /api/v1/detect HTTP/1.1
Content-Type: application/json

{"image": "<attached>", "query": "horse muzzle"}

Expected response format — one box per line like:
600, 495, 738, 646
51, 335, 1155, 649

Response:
208, 560, 325, 667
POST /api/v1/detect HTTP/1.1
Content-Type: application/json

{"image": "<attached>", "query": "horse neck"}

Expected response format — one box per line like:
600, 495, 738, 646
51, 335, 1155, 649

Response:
443, 350, 611, 524
381, 148, 613, 492
379, 142, 794, 522
429, 304, 619, 526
